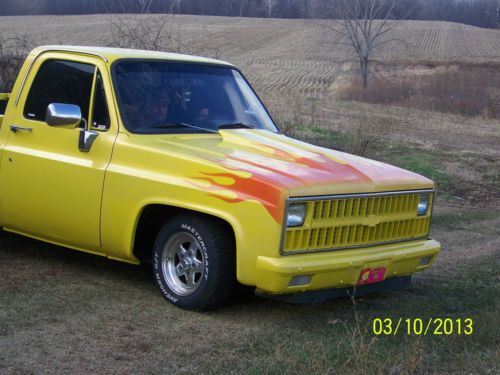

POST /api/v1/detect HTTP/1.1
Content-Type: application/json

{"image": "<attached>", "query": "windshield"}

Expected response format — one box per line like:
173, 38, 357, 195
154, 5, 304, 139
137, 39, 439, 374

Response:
112, 60, 278, 134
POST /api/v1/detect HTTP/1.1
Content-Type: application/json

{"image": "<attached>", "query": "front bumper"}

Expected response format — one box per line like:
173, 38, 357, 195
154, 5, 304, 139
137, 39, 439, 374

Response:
255, 239, 440, 294
256, 275, 412, 303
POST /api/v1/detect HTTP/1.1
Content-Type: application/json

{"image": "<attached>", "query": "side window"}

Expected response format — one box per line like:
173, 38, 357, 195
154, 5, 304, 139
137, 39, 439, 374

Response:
0, 98, 7, 115
91, 71, 110, 131
24, 60, 95, 122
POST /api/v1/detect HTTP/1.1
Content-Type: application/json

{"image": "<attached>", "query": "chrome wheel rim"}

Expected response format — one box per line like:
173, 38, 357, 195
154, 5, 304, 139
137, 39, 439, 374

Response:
162, 232, 205, 296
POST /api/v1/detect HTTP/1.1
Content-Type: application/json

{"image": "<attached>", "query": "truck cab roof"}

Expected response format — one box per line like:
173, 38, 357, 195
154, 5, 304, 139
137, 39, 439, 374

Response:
29, 45, 235, 68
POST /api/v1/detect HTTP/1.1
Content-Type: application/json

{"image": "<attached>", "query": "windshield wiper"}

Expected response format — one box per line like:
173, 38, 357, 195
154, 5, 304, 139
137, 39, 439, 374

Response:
217, 123, 255, 130
152, 122, 218, 134
151, 122, 254, 133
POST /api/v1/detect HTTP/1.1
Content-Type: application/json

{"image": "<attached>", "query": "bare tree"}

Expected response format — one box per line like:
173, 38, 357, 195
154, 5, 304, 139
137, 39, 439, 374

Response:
138, 0, 154, 14
328, 0, 409, 88
106, 0, 230, 58
308, 0, 317, 18
264, 0, 278, 17
174, 0, 182, 14
496, 0, 500, 27
108, 13, 186, 52
0, 34, 32, 92
239, 0, 248, 17
106, 1, 187, 52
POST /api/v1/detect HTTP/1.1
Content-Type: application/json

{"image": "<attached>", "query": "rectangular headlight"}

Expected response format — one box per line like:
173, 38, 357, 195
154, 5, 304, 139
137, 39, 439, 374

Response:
287, 203, 307, 227
417, 194, 430, 216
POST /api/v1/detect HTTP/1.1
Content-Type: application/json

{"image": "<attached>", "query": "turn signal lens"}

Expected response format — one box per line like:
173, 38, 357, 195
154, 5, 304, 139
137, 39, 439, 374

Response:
288, 274, 312, 286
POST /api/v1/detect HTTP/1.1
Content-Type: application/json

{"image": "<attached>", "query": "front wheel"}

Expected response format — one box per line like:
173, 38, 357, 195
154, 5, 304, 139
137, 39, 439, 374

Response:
152, 214, 235, 310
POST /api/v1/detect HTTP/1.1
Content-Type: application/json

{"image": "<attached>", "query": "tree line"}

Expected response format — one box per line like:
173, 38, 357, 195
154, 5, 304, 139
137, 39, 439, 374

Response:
0, 0, 499, 28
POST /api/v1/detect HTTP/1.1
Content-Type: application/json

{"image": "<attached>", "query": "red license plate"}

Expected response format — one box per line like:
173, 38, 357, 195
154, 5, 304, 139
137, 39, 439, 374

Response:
357, 267, 387, 286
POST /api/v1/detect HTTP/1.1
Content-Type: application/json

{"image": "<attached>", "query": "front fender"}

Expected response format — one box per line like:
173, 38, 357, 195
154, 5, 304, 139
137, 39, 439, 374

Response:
101, 171, 284, 285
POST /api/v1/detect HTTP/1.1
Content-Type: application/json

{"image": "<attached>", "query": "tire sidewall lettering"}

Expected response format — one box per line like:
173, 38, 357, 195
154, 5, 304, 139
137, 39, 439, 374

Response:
153, 252, 178, 303
181, 223, 209, 280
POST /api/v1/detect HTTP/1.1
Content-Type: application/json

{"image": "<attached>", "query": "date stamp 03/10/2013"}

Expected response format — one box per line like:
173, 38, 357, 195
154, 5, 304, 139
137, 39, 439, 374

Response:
372, 318, 474, 336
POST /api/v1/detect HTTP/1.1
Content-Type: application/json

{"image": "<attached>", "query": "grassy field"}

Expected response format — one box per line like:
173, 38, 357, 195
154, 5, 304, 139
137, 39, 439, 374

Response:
1, 208, 498, 374
0, 15, 499, 374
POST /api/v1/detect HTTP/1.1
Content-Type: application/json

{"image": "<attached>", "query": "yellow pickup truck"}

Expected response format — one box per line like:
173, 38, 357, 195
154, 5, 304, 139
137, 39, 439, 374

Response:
0, 46, 440, 310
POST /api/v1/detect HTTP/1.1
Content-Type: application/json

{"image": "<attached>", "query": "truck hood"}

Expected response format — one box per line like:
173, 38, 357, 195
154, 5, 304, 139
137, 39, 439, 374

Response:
133, 129, 433, 223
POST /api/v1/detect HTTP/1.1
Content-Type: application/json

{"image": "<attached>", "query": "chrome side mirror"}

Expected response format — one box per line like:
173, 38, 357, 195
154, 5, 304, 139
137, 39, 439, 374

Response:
46, 103, 82, 128
45, 103, 98, 152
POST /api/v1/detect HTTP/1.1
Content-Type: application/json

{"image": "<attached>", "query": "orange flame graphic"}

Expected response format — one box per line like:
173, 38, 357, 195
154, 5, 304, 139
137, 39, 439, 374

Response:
191, 172, 285, 224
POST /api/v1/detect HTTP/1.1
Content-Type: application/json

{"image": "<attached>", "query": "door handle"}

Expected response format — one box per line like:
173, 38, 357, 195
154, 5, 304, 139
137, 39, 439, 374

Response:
10, 125, 33, 133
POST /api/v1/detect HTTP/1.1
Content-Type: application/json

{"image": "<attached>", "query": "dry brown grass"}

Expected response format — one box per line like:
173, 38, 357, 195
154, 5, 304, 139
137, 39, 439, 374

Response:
342, 64, 500, 119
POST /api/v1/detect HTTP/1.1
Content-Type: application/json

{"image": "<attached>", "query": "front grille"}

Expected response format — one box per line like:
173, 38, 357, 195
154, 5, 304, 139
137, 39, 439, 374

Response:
282, 191, 432, 254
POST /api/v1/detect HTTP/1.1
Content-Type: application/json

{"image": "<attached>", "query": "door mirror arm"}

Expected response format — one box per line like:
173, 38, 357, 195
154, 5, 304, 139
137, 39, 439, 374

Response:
78, 119, 98, 152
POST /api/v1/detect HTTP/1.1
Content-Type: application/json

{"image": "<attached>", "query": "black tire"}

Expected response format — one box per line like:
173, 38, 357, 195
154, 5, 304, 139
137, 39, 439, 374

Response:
152, 213, 235, 310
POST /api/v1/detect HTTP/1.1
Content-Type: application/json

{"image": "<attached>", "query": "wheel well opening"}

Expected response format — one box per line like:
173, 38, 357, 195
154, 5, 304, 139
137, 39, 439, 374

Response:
133, 205, 236, 264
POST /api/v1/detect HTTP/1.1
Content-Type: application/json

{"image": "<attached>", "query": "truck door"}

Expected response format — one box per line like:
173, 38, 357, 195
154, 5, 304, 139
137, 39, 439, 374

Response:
0, 55, 117, 251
